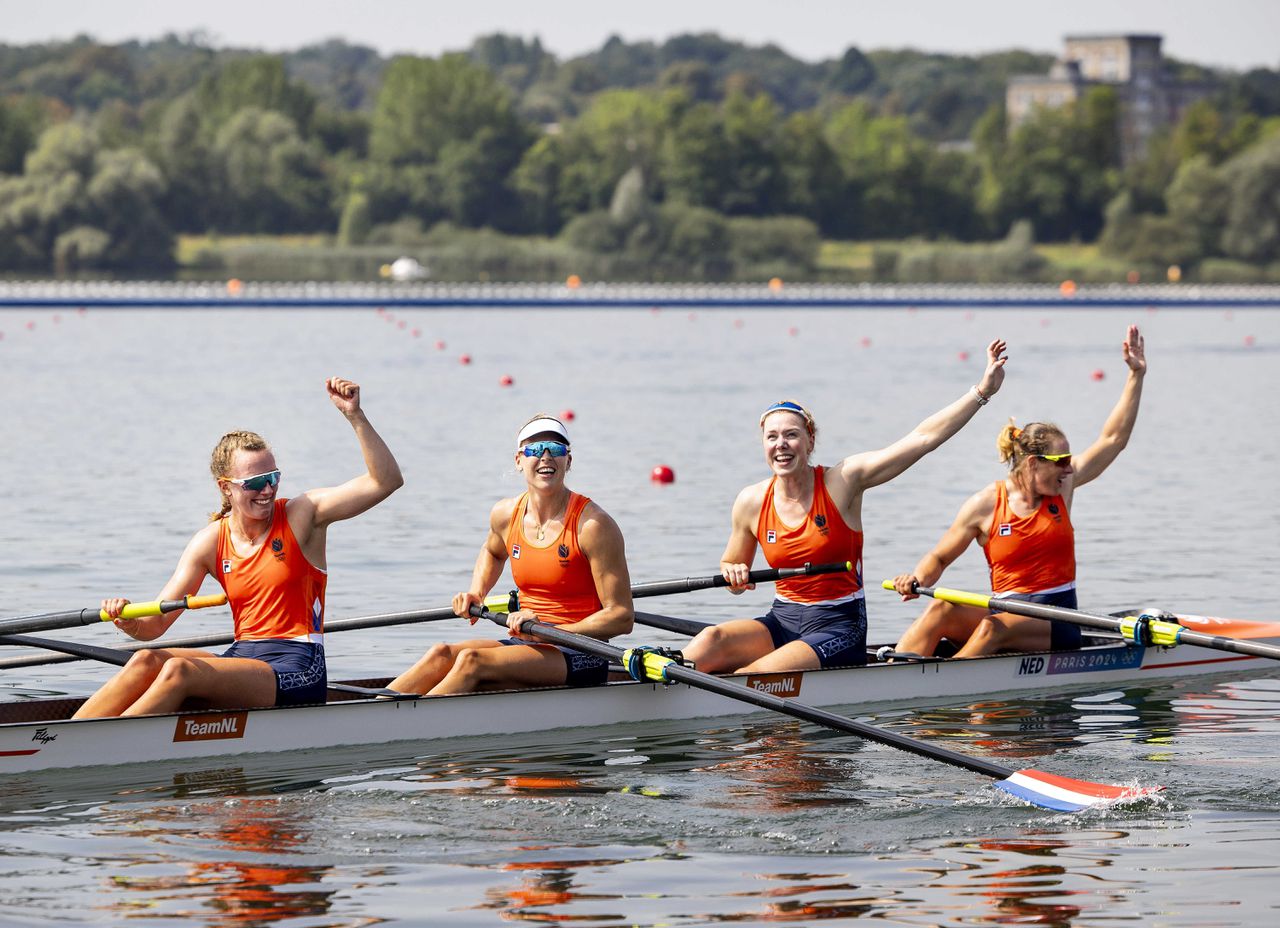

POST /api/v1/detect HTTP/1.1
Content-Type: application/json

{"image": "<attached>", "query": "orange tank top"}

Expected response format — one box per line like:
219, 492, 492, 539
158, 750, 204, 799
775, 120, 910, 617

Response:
756, 466, 864, 604
505, 492, 602, 625
983, 481, 1076, 594
215, 498, 328, 642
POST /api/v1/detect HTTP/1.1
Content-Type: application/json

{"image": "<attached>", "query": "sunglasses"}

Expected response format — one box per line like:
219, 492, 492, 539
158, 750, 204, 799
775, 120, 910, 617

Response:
225, 469, 282, 491
1034, 453, 1073, 466
521, 441, 569, 458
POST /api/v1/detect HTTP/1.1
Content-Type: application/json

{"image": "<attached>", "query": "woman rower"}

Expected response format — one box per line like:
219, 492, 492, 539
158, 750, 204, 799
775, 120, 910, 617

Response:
891, 325, 1147, 657
387, 414, 632, 695
72, 377, 403, 718
682, 339, 1009, 675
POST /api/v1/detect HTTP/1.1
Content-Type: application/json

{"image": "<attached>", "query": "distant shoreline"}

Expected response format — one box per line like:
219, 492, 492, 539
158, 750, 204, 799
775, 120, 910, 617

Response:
3, 281, 1278, 308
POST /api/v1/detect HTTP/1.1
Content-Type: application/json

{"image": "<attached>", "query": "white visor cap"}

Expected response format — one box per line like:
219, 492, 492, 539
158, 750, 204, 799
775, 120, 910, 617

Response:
516, 416, 570, 450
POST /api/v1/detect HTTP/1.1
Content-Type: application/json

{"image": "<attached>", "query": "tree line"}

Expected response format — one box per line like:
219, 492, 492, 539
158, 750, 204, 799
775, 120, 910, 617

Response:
2, 33, 1279, 279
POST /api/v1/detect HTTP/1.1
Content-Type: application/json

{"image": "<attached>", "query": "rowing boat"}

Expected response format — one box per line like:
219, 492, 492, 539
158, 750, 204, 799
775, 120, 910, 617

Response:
3, 608, 1276, 775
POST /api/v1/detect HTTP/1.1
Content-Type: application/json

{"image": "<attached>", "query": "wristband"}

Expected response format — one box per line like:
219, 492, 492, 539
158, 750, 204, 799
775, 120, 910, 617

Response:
970, 385, 989, 406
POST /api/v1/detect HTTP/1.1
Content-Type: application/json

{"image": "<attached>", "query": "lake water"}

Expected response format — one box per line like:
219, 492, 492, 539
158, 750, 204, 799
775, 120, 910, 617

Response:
1, 304, 1278, 926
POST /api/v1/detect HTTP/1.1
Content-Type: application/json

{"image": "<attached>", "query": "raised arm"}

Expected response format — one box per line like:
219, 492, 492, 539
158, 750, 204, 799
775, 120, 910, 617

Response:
836, 339, 1007, 492
103, 524, 218, 640
299, 377, 404, 529
557, 506, 633, 640
1071, 326, 1146, 488
891, 485, 996, 600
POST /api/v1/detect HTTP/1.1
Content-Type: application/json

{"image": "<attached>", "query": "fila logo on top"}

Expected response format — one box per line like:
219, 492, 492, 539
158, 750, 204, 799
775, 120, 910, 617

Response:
511, 544, 521, 560
222, 559, 232, 574
998, 523, 1012, 537
766, 530, 777, 544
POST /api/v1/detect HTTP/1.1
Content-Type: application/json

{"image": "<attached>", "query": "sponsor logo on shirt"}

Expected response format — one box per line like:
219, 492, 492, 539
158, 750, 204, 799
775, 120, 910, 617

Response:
814, 513, 829, 536
558, 543, 571, 568
765, 530, 777, 544
511, 544, 521, 560
173, 711, 248, 742
222, 559, 233, 574
998, 523, 1012, 537
271, 537, 285, 561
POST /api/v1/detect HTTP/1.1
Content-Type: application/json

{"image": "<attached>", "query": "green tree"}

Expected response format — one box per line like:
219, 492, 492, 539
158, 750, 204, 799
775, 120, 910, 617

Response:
212, 108, 331, 232
196, 55, 316, 133
1220, 131, 1280, 263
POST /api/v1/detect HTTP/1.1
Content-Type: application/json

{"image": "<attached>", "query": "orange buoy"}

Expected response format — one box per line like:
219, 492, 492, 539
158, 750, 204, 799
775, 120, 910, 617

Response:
1059, 279, 1076, 297
435, 339, 446, 350
499, 374, 514, 386
1127, 270, 1140, 284
560, 409, 576, 421
788, 326, 799, 336
650, 465, 675, 484
25, 320, 35, 330
860, 336, 871, 348
768, 277, 783, 292
1244, 335, 1256, 347
1091, 369, 1105, 381
566, 274, 581, 289
226, 278, 243, 296
411, 328, 421, 337
459, 354, 472, 365
957, 351, 970, 362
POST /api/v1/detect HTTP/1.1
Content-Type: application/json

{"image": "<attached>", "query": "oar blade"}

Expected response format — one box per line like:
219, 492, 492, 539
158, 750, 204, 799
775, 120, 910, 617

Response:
995, 769, 1163, 812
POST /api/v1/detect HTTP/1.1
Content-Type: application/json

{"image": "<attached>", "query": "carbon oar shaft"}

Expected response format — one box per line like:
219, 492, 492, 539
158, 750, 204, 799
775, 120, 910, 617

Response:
474, 607, 1010, 779
891, 582, 1280, 662
629, 561, 851, 599
0, 593, 227, 638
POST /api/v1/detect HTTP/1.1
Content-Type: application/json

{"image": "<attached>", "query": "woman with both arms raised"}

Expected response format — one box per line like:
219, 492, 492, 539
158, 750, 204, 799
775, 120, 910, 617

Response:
891, 325, 1146, 657
682, 339, 1008, 675
388, 414, 633, 695
73, 377, 403, 718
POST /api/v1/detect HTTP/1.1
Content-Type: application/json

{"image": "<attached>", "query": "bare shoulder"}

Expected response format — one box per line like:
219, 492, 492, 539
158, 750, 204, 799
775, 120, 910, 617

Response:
957, 482, 999, 525
489, 495, 521, 533
733, 478, 770, 515
579, 499, 623, 540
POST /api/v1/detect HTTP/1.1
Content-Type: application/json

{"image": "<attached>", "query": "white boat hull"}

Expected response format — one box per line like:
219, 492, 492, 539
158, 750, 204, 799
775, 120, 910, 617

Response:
2, 624, 1276, 775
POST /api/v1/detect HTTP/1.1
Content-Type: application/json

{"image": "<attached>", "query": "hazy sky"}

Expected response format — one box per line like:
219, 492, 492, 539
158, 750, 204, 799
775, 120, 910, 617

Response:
2, 0, 1277, 71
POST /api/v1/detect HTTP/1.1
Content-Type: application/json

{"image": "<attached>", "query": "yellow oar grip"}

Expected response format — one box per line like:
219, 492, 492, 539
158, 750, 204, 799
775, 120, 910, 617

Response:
99, 592, 229, 622
483, 593, 512, 614
879, 580, 993, 610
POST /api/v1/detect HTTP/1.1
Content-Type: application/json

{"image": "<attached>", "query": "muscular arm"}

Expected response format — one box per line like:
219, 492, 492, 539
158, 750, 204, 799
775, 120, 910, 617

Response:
557, 506, 633, 640
833, 339, 1007, 495
892, 486, 996, 598
719, 483, 765, 591
1072, 326, 1147, 489
108, 524, 218, 640
452, 499, 516, 619
292, 378, 405, 547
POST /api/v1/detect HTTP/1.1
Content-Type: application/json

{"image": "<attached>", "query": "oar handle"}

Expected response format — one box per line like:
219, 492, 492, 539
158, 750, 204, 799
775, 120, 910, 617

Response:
630, 561, 852, 599
110, 593, 229, 621
883, 579, 1280, 663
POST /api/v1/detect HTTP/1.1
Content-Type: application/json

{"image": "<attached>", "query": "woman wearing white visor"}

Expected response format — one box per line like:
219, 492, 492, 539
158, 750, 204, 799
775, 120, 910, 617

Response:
388, 414, 633, 695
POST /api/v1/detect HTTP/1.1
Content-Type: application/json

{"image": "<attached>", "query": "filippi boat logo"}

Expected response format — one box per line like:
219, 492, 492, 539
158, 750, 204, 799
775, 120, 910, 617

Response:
744, 673, 802, 697
173, 711, 249, 742
31, 728, 56, 745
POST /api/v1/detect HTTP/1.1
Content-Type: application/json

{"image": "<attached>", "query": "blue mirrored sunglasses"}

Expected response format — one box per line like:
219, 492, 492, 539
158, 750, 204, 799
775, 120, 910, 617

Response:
521, 440, 569, 458
226, 469, 282, 491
